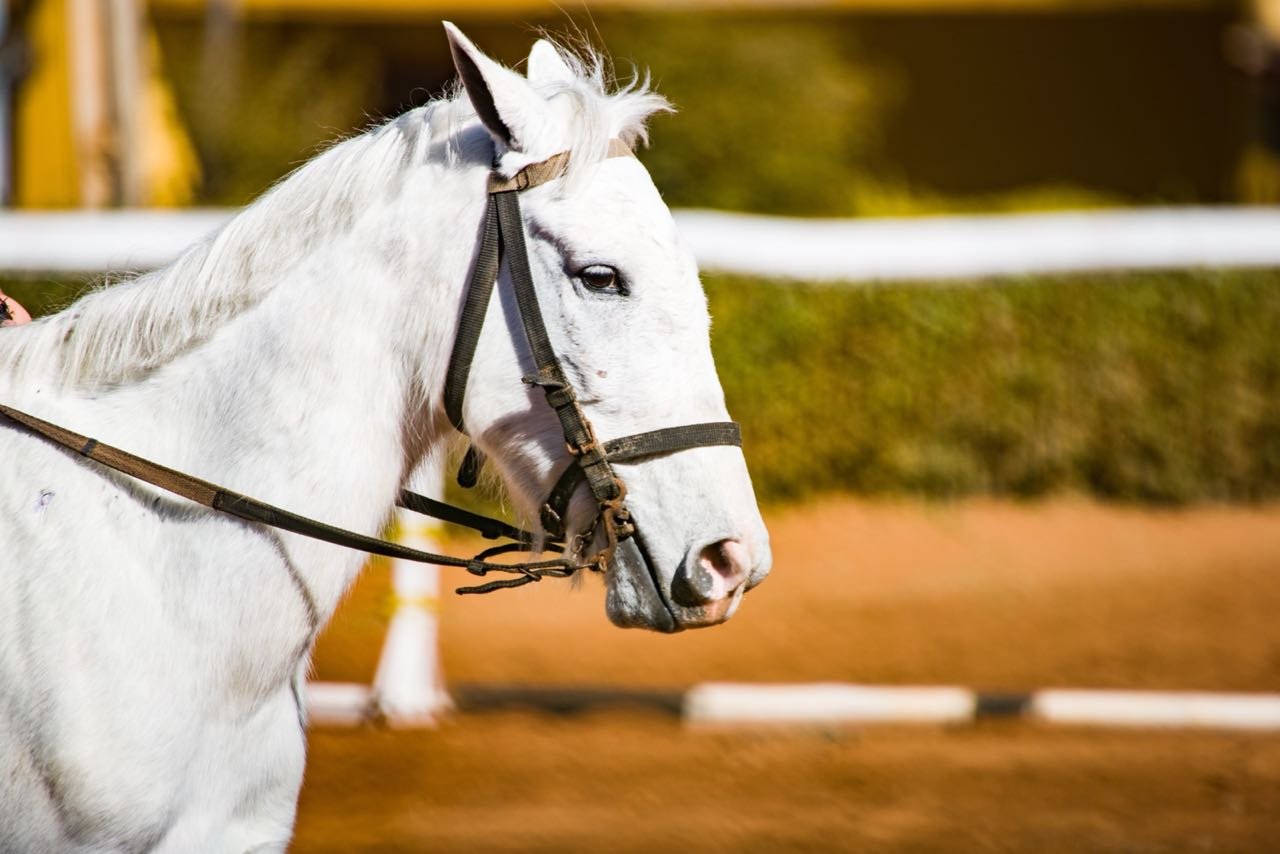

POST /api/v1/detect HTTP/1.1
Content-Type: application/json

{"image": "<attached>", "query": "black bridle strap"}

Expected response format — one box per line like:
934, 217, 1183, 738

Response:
539, 422, 742, 538
441, 200, 501, 436
494, 188, 622, 507
396, 488, 536, 544
439, 138, 742, 578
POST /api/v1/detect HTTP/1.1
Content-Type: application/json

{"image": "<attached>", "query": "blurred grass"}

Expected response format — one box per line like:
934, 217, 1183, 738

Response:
707, 269, 1280, 504
8, 269, 1280, 506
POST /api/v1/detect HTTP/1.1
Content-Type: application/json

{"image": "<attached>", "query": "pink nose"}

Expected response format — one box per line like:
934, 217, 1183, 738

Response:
673, 539, 751, 606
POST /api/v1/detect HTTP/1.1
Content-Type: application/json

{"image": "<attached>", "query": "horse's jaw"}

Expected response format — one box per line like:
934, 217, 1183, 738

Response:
605, 535, 679, 633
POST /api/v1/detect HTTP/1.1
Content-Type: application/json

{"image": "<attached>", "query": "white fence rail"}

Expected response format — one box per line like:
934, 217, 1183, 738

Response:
683, 683, 1280, 731
3, 206, 1279, 281
676, 207, 1280, 281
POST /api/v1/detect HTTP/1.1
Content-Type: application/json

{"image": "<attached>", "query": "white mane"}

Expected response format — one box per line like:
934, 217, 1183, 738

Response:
0, 45, 668, 393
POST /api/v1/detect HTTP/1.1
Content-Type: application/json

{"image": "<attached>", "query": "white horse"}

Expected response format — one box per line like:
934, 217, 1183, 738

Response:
0, 24, 770, 851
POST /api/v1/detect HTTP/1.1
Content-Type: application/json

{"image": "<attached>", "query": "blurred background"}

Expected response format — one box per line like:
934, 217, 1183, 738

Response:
3, 0, 1280, 850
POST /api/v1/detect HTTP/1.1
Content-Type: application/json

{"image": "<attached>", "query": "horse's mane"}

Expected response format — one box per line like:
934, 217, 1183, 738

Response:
0, 43, 668, 392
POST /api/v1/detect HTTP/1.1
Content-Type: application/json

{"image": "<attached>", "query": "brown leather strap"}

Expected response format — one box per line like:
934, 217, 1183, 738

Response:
0, 404, 221, 507
448, 138, 633, 437
486, 139, 633, 193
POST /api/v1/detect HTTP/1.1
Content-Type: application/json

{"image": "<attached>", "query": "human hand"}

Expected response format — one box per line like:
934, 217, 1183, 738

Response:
0, 290, 31, 326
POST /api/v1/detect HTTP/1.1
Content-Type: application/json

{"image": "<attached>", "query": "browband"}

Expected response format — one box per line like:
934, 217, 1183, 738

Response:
486, 138, 635, 194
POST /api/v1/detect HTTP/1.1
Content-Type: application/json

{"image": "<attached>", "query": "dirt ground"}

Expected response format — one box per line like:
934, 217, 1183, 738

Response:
295, 499, 1280, 852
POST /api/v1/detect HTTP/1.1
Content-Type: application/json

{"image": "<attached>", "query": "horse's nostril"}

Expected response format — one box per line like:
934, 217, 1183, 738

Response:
672, 539, 750, 607
701, 540, 748, 583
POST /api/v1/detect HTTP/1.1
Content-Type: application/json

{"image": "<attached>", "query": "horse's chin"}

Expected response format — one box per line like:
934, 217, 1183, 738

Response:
604, 535, 679, 632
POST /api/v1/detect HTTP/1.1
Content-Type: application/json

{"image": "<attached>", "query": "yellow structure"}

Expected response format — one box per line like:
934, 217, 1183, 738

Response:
6, 0, 1237, 208
13, 0, 199, 208
149, 0, 1219, 13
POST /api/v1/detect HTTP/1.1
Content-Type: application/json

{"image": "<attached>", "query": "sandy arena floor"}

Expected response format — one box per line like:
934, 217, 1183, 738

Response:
294, 499, 1280, 851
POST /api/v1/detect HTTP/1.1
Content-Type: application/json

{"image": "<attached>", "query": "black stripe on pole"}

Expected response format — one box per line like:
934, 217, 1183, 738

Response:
973, 691, 1034, 719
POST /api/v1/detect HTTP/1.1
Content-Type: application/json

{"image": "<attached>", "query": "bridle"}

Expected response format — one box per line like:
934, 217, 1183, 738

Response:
0, 139, 742, 598
436, 137, 741, 590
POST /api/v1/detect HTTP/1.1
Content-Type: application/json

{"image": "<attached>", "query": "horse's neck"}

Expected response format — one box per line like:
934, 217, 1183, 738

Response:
46, 160, 483, 618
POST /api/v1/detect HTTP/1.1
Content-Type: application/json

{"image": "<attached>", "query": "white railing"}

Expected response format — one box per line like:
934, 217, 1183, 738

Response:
3, 206, 1279, 280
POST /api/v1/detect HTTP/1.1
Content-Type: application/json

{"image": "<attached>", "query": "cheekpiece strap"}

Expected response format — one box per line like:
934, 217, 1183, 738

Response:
443, 137, 634, 440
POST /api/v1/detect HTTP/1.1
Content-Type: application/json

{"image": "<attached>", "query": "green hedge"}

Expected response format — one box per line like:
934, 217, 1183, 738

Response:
708, 270, 1280, 504
8, 270, 1280, 505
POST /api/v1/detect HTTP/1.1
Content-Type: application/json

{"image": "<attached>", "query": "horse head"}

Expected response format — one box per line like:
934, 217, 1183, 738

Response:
441, 26, 772, 632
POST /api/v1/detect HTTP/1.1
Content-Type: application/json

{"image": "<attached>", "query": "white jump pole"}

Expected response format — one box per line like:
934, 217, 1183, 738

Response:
683, 683, 1280, 731
684, 683, 977, 726
370, 456, 454, 726
1032, 689, 1280, 731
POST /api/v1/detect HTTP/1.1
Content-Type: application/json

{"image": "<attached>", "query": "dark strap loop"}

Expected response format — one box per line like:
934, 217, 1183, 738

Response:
455, 444, 485, 488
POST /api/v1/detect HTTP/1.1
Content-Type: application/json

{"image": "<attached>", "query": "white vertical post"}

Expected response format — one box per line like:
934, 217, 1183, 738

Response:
372, 456, 453, 726
106, 0, 143, 206
68, 0, 114, 207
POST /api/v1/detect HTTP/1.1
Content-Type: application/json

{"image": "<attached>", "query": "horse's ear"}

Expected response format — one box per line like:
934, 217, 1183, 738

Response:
527, 39, 574, 88
443, 21, 543, 152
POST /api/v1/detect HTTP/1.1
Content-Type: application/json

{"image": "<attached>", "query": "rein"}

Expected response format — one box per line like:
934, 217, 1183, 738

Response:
0, 139, 741, 596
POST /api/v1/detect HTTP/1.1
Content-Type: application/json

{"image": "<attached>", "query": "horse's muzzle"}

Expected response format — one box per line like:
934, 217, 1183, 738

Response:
604, 530, 769, 632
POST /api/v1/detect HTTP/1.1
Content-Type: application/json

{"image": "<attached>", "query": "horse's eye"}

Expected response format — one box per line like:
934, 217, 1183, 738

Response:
577, 265, 624, 295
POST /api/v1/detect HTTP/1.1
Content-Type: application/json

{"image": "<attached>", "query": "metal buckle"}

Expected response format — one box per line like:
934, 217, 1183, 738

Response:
566, 438, 598, 459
